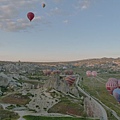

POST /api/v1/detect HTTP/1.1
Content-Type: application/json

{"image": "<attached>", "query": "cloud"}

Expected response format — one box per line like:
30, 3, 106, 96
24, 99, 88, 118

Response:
0, 0, 42, 32
52, 0, 64, 3
0, 0, 94, 32
0, 5, 18, 19
0, 19, 29, 32
47, 7, 67, 16
75, 0, 91, 10
0, 0, 65, 32
0, 16, 44, 32
81, 0, 90, 10
47, 6, 72, 17
63, 20, 69, 24
48, 7, 63, 16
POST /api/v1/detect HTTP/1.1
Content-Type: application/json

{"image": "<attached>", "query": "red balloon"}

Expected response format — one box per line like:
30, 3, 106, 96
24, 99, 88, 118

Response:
53, 70, 60, 75
65, 75, 76, 86
27, 12, 34, 21
91, 71, 97, 77
86, 71, 92, 77
64, 70, 73, 75
106, 80, 118, 94
108, 78, 118, 83
43, 69, 51, 76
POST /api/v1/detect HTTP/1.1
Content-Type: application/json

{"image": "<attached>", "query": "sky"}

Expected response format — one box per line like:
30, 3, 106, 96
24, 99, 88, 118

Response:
0, 0, 120, 62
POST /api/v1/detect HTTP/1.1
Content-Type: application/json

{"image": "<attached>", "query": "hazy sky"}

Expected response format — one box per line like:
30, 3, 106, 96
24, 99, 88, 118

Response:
0, 0, 120, 62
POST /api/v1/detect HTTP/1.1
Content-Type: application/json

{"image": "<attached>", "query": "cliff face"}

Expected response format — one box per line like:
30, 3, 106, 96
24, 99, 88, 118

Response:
43, 76, 80, 98
84, 97, 103, 118
0, 73, 9, 87
0, 72, 22, 91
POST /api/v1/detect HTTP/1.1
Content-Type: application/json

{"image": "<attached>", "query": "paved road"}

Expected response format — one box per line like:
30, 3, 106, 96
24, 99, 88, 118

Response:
92, 96, 120, 120
75, 74, 108, 120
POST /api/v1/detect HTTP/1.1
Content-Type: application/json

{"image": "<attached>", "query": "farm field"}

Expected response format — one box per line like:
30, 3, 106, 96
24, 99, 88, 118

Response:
24, 115, 99, 120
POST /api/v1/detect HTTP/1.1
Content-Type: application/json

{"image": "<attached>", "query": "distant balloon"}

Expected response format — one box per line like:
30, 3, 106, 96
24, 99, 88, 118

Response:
69, 70, 73, 75
113, 88, 120, 103
64, 70, 73, 75
65, 75, 76, 86
106, 80, 118, 94
91, 71, 97, 77
27, 12, 34, 21
86, 71, 92, 77
43, 69, 51, 76
53, 70, 61, 75
64, 70, 68, 75
42, 3, 46, 8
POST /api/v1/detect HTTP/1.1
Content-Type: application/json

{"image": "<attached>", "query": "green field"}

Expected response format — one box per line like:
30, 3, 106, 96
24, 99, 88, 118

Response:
24, 115, 99, 120
48, 97, 84, 116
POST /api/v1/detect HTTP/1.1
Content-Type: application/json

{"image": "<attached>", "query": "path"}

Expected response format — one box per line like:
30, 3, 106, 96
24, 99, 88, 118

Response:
75, 74, 108, 120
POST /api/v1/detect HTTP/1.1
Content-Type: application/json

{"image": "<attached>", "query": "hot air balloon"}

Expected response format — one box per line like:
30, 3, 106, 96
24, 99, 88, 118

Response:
65, 75, 76, 86
113, 88, 120, 103
64, 70, 69, 75
43, 69, 51, 76
42, 3, 46, 8
86, 71, 92, 77
91, 71, 97, 77
53, 70, 61, 75
64, 70, 73, 75
43, 70, 47, 75
27, 12, 34, 21
108, 78, 118, 84
57, 70, 60, 74
69, 70, 73, 75
106, 80, 118, 94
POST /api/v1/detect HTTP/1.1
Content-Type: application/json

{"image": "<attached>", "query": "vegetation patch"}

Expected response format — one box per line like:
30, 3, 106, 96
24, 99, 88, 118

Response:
18, 79, 44, 87
48, 97, 84, 116
23, 115, 99, 120
0, 109, 19, 120
6, 104, 16, 110
1, 93, 30, 105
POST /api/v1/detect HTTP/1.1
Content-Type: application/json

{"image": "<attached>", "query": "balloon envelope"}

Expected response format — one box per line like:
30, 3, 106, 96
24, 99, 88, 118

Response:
91, 71, 97, 77
27, 12, 34, 21
69, 70, 73, 75
65, 75, 76, 85
113, 88, 120, 103
43, 69, 51, 75
108, 78, 118, 83
64, 70, 73, 75
53, 70, 60, 75
42, 3, 45, 8
86, 71, 92, 77
106, 80, 118, 94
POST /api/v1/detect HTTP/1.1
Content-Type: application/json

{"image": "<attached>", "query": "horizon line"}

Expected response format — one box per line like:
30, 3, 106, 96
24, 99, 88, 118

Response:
0, 57, 119, 63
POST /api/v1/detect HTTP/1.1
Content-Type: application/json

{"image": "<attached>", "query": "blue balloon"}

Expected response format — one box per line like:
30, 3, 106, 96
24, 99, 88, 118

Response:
113, 88, 120, 103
